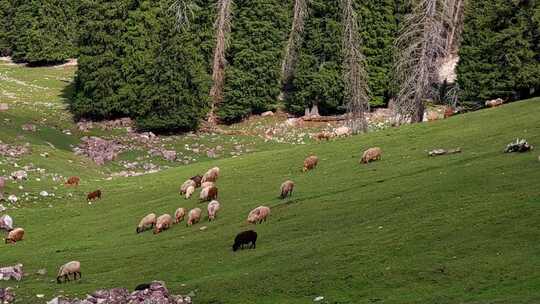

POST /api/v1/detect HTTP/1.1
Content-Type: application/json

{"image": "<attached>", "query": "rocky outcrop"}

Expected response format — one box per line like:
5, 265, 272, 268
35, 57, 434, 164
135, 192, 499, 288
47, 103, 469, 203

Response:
47, 281, 191, 304
0, 141, 30, 158
74, 137, 124, 166
0, 287, 15, 303
0, 264, 23, 281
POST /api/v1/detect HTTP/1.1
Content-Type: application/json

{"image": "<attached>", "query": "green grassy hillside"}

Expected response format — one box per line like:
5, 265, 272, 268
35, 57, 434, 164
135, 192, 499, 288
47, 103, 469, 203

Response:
1, 95, 539, 303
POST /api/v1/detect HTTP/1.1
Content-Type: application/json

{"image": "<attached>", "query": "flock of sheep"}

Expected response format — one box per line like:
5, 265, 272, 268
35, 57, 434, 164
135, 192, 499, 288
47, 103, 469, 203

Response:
0, 146, 383, 285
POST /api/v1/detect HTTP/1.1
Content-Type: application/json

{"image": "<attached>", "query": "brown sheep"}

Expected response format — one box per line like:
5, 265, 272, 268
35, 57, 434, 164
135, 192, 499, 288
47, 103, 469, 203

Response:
360, 147, 382, 164
57, 261, 81, 284
136, 213, 157, 233
313, 132, 332, 142
87, 190, 101, 201
201, 181, 215, 189
153, 214, 173, 234
280, 180, 294, 199
174, 207, 187, 224
202, 167, 220, 183
65, 176, 80, 187
190, 175, 203, 188
200, 186, 218, 202
247, 206, 271, 224
5, 228, 24, 244
303, 155, 319, 172
187, 208, 202, 226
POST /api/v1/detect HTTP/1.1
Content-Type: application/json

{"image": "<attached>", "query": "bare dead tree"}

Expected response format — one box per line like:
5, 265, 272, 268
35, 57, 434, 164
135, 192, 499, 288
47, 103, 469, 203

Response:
341, 0, 369, 133
281, 0, 308, 97
169, 0, 194, 30
208, 0, 234, 125
444, 0, 465, 54
394, 0, 449, 124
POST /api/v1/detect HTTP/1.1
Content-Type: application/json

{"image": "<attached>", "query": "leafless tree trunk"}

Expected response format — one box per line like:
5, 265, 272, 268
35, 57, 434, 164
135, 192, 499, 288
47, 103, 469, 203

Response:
394, 0, 449, 124
341, 0, 369, 133
444, 0, 465, 54
281, 0, 308, 97
208, 0, 234, 125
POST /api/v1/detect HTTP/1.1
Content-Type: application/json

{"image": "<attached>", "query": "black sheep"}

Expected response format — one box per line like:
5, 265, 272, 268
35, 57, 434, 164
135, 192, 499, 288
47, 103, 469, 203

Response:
190, 175, 203, 187
232, 230, 257, 252
134, 283, 151, 291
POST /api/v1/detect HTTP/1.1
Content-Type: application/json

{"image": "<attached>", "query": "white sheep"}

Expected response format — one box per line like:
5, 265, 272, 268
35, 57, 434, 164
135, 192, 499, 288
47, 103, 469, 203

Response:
57, 261, 81, 284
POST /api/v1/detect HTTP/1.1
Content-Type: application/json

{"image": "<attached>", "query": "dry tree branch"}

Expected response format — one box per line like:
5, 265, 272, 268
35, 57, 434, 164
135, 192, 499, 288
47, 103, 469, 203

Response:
281, 0, 308, 91
208, 0, 234, 125
169, 0, 194, 30
341, 0, 369, 133
393, 0, 449, 124
444, 0, 465, 54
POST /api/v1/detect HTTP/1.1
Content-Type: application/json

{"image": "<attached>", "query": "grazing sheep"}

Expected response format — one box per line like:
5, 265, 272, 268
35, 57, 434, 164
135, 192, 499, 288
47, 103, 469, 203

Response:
361, 147, 382, 164
153, 214, 173, 234
201, 181, 215, 189
247, 206, 271, 224
334, 126, 352, 137
190, 175, 203, 188
0, 214, 13, 231
232, 230, 257, 251
174, 208, 187, 224
65, 176, 80, 186
136, 213, 157, 233
485, 98, 504, 108
313, 131, 332, 142
180, 179, 196, 195
185, 185, 195, 199
303, 155, 319, 172
280, 180, 294, 199
5, 228, 24, 244
200, 186, 218, 202
207, 200, 221, 221
87, 190, 102, 201
57, 261, 81, 284
202, 167, 220, 183
187, 208, 202, 226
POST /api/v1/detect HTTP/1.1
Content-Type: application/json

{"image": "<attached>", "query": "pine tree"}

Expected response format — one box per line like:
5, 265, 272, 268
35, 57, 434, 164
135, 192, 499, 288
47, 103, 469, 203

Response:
0, 0, 17, 56
285, 0, 344, 116
71, 0, 131, 119
217, 0, 291, 123
25, 0, 78, 64
457, 0, 540, 105
133, 0, 211, 132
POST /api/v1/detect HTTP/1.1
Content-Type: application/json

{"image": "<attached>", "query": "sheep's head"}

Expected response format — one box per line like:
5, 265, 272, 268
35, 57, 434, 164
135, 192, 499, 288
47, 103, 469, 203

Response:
232, 243, 239, 251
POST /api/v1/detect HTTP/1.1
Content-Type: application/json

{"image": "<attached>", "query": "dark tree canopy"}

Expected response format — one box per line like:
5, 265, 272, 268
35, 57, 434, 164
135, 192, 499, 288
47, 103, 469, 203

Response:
457, 0, 540, 106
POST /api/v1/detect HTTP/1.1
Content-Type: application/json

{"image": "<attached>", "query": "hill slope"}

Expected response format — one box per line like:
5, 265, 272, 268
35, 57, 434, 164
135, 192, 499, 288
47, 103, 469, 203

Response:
1, 100, 540, 303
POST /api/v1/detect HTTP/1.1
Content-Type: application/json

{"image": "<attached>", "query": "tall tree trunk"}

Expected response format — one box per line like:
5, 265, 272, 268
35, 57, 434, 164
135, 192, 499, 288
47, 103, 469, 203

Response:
444, 0, 465, 54
281, 0, 308, 99
394, 0, 449, 124
208, 0, 233, 125
341, 0, 369, 133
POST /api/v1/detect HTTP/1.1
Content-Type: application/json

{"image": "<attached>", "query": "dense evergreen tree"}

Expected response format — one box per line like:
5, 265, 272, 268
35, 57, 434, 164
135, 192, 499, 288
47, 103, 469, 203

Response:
457, 0, 540, 105
285, 0, 344, 116
358, 0, 400, 107
217, 0, 291, 123
284, 0, 404, 115
71, 0, 131, 119
71, 0, 211, 132
25, 0, 79, 64
132, 0, 211, 132
0, 0, 17, 56
3, 0, 78, 63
